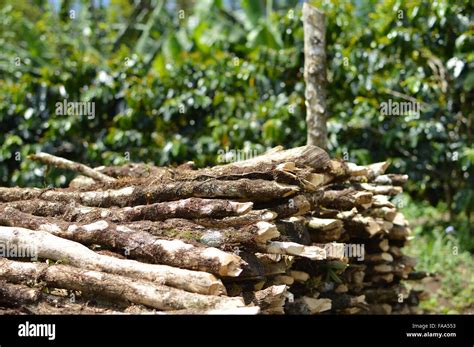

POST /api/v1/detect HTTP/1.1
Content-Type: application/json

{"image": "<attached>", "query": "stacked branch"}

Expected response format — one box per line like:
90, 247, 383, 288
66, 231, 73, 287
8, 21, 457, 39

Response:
0, 146, 423, 314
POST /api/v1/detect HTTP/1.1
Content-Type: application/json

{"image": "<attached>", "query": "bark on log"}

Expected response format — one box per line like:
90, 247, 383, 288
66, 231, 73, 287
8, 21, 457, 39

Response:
364, 286, 405, 304
208, 145, 330, 173
0, 258, 245, 311
256, 254, 295, 276
303, 3, 328, 149
97, 163, 160, 179
0, 226, 228, 294
249, 285, 288, 314
355, 183, 403, 196
194, 210, 277, 228
121, 219, 279, 247
373, 174, 408, 186
320, 189, 373, 210
0, 179, 299, 206
271, 275, 294, 286
276, 217, 312, 245
0, 280, 41, 307
84, 147, 329, 190
0, 207, 243, 277
344, 215, 383, 237
266, 195, 311, 218
62, 198, 252, 223
388, 225, 411, 241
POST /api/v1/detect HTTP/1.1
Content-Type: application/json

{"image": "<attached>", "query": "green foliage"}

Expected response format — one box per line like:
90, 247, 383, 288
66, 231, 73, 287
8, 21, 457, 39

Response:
0, 0, 472, 251
403, 197, 474, 313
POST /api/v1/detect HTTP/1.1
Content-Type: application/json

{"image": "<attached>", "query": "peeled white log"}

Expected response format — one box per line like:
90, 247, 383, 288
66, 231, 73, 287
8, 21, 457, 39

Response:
0, 258, 244, 311
0, 226, 227, 295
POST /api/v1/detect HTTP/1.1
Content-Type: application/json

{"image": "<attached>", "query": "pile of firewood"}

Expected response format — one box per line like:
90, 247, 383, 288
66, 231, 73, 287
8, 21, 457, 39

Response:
0, 146, 424, 314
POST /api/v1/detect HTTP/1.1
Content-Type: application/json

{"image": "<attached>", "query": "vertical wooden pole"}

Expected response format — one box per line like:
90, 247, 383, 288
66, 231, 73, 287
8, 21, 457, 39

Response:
303, 3, 328, 150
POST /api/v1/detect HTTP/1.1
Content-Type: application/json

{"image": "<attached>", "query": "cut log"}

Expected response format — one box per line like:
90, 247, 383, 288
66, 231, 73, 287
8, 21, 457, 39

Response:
304, 172, 333, 188
389, 246, 403, 258
320, 189, 373, 210
276, 217, 312, 245
288, 297, 332, 314
371, 195, 395, 208
0, 207, 279, 250
96, 163, 160, 179
123, 219, 279, 247
162, 306, 260, 315
0, 179, 299, 206
272, 275, 294, 286
323, 160, 350, 179
289, 270, 310, 283
364, 238, 390, 252
345, 215, 382, 237
367, 303, 392, 314
392, 212, 409, 226
0, 208, 243, 277
388, 225, 411, 240
373, 174, 408, 186
68, 198, 252, 222
194, 210, 277, 228
249, 285, 288, 314
365, 161, 390, 180
5, 198, 253, 223
379, 239, 390, 252
365, 273, 394, 284
368, 207, 397, 222
0, 226, 228, 294
320, 293, 366, 310
0, 280, 41, 307
309, 228, 343, 244
307, 217, 343, 231
201, 145, 330, 174
356, 183, 403, 196
369, 264, 394, 274
334, 284, 348, 293
4, 199, 68, 217
364, 252, 394, 263
0, 258, 245, 311
364, 286, 405, 304
268, 195, 311, 218
346, 163, 369, 177
259, 241, 326, 260
314, 243, 347, 260
256, 254, 294, 276
29, 152, 116, 183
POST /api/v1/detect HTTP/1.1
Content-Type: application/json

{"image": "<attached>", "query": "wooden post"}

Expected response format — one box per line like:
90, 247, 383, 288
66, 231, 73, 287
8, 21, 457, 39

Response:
303, 3, 328, 149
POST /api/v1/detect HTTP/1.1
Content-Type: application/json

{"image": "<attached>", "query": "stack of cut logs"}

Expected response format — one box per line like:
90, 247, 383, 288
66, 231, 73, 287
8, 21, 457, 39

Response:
0, 146, 424, 314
